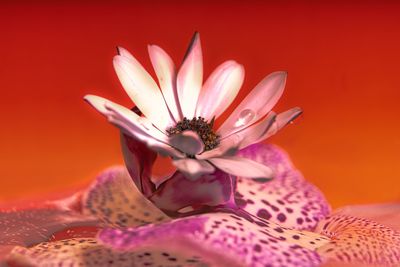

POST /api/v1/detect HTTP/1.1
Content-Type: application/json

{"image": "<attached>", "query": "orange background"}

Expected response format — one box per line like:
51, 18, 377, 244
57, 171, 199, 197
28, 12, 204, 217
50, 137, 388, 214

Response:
1, 1, 399, 208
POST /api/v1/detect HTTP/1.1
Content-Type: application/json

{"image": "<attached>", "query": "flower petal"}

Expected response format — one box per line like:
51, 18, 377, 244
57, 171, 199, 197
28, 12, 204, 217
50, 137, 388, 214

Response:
177, 32, 203, 118
316, 214, 400, 266
332, 202, 400, 232
113, 48, 172, 130
236, 144, 331, 230
99, 212, 329, 267
150, 170, 235, 216
7, 238, 212, 267
85, 95, 183, 158
218, 71, 287, 138
208, 156, 274, 179
0, 208, 98, 247
168, 130, 204, 156
82, 166, 169, 227
196, 60, 244, 120
148, 44, 182, 122
172, 158, 215, 180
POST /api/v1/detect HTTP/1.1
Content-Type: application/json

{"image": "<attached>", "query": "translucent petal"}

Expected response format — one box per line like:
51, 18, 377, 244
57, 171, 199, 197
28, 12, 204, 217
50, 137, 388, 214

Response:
148, 45, 182, 121
113, 50, 172, 130
196, 60, 244, 120
172, 158, 215, 180
218, 71, 287, 138
177, 32, 203, 118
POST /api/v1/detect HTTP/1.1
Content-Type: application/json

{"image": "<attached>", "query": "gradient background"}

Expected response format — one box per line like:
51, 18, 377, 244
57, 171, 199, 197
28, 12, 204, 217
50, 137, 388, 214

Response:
1, 1, 399, 208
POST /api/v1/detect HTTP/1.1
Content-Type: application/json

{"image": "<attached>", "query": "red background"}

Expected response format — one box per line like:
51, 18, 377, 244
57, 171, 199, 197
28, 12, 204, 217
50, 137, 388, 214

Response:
1, 1, 399, 208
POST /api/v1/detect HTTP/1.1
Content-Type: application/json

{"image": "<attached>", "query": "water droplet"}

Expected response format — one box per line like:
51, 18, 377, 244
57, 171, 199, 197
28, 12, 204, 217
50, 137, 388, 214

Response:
234, 109, 255, 128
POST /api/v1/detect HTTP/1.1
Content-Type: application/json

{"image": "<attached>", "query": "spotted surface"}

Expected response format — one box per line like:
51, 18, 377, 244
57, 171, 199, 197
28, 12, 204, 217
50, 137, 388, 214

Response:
315, 214, 400, 266
82, 166, 169, 227
8, 238, 211, 267
99, 212, 330, 267
237, 144, 331, 230
0, 208, 98, 247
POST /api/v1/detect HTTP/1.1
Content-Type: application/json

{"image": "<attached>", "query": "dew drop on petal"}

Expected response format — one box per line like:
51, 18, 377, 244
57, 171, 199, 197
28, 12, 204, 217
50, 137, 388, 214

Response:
234, 109, 255, 128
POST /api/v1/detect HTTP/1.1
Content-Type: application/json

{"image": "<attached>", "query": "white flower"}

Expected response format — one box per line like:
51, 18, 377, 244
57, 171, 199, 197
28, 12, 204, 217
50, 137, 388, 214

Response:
85, 33, 301, 180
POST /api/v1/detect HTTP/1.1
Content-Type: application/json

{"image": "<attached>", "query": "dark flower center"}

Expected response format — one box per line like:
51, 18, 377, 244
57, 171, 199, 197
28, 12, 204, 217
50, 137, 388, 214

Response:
167, 117, 220, 151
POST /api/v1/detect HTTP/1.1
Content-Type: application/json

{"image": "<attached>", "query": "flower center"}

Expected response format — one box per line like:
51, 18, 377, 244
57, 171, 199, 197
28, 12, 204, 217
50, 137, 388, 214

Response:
167, 117, 220, 151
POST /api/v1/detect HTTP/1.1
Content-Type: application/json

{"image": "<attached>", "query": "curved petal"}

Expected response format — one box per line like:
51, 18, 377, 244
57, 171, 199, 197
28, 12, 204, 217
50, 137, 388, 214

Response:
82, 166, 169, 227
85, 95, 183, 158
208, 156, 274, 179
253, 107, 302, 144
172, 158, 215, 180
120, 133, 157, 197
236, 144, 331, 230
196, 60, 244, 120
177, 32, 203, 118
332, 202, 400, 231
113, 48, 172, 130
316, 214, 400, 266
150, 170, 235, 217
99, 212, 329, 267
7, 238, 212, 267
169, 130, 204, 155
148, 44, 182, 121
218, 71, 287, 138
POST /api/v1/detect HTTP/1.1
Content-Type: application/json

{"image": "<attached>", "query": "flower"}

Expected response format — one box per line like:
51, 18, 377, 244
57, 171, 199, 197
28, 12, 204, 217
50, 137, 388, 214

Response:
84, 32, 301, 216
1, 144, 399, 267
1, 34, 399, 267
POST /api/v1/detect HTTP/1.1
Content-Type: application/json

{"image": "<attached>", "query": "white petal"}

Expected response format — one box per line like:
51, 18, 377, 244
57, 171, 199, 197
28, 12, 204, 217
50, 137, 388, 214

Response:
172, 158, 215, 180
208, 156, 274, 178
196, 61, 244, 120
177, 32, 203, 119
218, 71, 287, 138
84, 95, 183, 158
116, 46, 135, 60
253, 107, 302, 144
148, 45, 182, 122
169, 130, 204, 155
113, 49, 172, 131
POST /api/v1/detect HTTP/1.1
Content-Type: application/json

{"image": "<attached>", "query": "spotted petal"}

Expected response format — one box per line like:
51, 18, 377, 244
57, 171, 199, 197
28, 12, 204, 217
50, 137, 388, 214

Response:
316, 214, 400, 266
99, 212, 329, 267
82, 166, 169, 227
7, 238, 212, 267
236, 143, 331, 230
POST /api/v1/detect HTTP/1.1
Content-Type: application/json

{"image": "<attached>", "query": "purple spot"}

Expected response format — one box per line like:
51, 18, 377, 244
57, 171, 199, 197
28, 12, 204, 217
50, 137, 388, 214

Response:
256, 209, 272, 220
277, 213, 287, 222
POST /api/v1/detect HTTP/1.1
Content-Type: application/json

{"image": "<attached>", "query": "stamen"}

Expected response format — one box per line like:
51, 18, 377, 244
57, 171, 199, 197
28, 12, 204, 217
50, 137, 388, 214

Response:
167, 117, 220, 151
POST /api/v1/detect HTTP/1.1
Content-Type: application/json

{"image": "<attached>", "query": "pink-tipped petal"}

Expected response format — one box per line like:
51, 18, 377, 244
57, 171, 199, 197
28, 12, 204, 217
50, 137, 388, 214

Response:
208, 156, 274, 179
150, 170, 235, 216
316, 214, 400, 266
172, 158, 215, 180
236, 144, 331, 230
177, 32, 203, 118
82, 166, 169, 227
99, 212, 328, 267
218, 71, 287, 138
169, 130, 204, 156
148, 45, 182, 121
113, 51, 173, 130
196, 60, 244, 120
